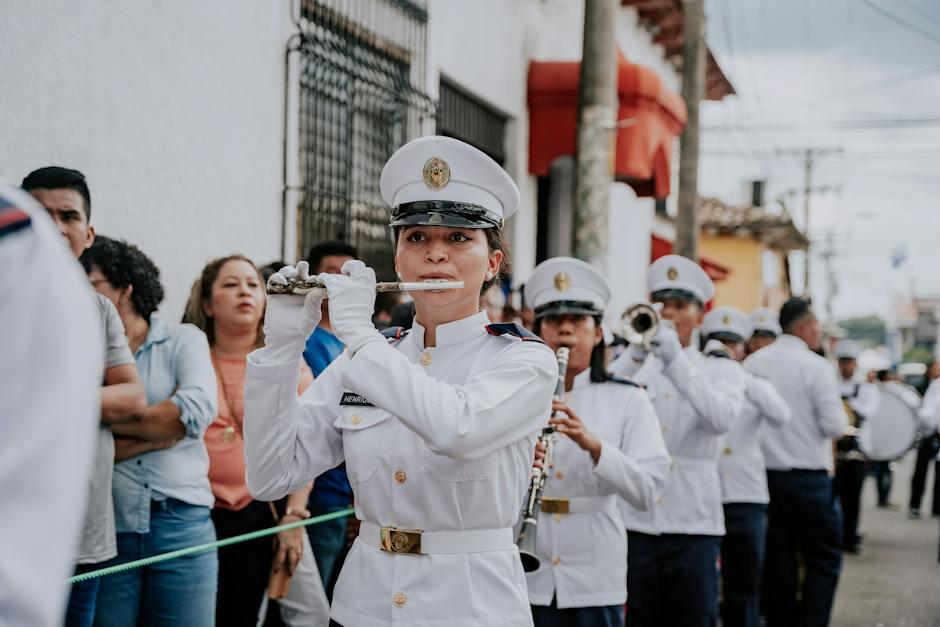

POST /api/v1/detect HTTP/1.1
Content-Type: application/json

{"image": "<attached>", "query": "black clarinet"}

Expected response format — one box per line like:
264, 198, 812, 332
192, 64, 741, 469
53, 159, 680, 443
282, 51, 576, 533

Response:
516, 346, 570, 572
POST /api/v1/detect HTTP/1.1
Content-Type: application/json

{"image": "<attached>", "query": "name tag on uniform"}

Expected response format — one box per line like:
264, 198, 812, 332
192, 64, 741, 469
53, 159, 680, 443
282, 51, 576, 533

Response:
340, 392, 373, 407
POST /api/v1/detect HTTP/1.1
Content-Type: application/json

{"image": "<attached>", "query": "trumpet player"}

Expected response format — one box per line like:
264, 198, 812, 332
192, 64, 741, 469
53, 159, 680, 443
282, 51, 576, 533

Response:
609, 255, 746, 627
523, 257, 670, 627
242, 136, 559, 627
701, 306, 791, 627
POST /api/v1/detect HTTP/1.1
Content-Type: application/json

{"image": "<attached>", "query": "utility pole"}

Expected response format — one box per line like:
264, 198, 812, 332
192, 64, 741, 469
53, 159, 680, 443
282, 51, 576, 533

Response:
775, 147, 842, 295
676, 0, 706, 260
574, 0, 618, 269
820, 229, 838, 323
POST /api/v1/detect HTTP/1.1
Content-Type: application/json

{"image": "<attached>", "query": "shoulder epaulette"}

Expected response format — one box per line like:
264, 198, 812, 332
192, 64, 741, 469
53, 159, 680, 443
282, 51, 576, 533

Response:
485, 322, 545, 344
381, 326, 410, 343
0, 198, 32, 239
607, 374, 644, 389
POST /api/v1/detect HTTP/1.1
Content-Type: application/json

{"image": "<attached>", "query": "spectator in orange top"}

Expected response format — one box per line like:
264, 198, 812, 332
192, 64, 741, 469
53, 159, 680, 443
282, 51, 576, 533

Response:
183, 255, 329, 627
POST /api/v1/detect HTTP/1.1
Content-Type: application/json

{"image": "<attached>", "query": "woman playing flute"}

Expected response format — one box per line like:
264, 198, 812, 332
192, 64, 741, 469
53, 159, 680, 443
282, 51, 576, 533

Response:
243, 136, 557, 627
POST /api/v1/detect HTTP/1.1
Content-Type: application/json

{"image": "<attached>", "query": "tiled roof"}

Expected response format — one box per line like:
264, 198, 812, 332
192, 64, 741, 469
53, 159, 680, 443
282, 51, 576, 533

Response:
697, 196, 808, 250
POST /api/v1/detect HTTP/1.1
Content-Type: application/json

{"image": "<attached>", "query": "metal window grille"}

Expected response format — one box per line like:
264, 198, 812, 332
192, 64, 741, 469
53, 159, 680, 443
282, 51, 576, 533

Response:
437, 79, 507, 164
296, 0, 435, 279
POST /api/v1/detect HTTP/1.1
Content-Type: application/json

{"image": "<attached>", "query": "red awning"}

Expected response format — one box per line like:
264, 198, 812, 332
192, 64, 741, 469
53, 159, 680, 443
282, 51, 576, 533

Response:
527, 54, 687, 199
651, 234, 730, 282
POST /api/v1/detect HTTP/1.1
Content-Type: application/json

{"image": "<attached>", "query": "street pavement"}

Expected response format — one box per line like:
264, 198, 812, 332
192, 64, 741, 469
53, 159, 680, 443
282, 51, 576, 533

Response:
831, 453, 940, 626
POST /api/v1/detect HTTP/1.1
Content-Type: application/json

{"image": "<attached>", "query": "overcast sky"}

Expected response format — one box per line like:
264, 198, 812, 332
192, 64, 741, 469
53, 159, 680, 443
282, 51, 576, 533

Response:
699, 0, 940, 324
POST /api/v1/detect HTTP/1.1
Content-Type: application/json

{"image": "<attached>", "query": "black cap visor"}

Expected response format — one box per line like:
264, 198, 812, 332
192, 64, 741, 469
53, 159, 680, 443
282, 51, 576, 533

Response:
389, 201, 502, 229
534, 300, 602, 320
706, 331, 745, 344
651, 288, 702, 306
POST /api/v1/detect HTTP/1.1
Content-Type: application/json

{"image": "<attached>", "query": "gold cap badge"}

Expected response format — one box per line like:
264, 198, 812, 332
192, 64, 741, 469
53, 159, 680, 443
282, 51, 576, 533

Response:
554, 272, 571, 292
423, 157, 450, 190
722, 315, 732, 325
667, 267, 678, 280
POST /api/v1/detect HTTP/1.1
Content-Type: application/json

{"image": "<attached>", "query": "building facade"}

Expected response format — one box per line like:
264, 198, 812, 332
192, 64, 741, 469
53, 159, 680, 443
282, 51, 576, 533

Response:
2, 0, 730, 323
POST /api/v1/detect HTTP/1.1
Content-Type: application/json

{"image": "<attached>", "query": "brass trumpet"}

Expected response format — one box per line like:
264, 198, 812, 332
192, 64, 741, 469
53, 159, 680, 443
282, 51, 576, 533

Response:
620, 302, 660, 349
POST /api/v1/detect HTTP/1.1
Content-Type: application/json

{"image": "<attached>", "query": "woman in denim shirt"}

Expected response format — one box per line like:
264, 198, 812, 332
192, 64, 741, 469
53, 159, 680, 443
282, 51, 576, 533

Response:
82, 237, 219, 626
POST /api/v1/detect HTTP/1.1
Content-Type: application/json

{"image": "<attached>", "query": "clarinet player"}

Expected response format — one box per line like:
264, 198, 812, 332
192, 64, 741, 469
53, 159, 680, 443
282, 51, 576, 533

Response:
242, 136, 557, 627
523, 257, 669, 627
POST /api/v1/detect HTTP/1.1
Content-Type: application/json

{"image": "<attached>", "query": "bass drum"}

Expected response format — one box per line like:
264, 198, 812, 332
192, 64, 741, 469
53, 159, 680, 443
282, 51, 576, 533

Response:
858, 384, 920, 461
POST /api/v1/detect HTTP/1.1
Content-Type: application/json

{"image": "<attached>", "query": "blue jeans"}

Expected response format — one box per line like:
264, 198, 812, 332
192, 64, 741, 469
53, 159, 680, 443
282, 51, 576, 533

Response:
764, 470, 842, 627
65, 564, 101, 627
720, 503, 768, 627
307, 505, 348, 591
532, 598, 624, 627
93, 499, 218, 627
626, 532, 720, 627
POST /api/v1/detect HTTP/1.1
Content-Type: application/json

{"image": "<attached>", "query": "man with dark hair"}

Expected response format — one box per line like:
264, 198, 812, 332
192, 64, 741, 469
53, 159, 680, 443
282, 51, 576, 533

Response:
21, 166, 93, 257
301, 240, 358, 597
22, 166, 147, 626
744, 297, 846, 626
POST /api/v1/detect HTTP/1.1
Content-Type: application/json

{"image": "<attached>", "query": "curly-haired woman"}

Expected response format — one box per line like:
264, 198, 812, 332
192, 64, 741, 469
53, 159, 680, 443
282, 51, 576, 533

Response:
81, 236, 219, 626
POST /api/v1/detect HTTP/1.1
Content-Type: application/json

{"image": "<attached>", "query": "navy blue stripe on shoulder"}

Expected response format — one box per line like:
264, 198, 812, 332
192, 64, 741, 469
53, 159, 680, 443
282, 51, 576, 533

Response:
607, 375, 644, 388
0, 203, 32, 239
380, 326, 409, 342
485, 322, 545, 344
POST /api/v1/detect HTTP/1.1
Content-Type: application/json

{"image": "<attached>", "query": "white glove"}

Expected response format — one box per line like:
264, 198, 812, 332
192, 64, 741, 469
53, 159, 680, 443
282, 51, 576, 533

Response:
318, 260, 383, 357
650, 325, 682, 365
259, 261, 325, 364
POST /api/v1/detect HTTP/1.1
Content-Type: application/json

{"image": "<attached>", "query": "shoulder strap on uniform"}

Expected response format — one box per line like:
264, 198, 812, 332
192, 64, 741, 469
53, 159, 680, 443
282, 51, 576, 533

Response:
380, 326, 410, 343
0, 198, 32, 239
607, 374, 644, 388
484, 322, 545, 344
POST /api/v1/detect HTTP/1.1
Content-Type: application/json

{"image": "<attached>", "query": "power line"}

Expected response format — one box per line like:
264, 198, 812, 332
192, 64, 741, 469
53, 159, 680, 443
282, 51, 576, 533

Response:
897, 0, 940, 30
702, 116, 940, 132
861, 0, 940, 47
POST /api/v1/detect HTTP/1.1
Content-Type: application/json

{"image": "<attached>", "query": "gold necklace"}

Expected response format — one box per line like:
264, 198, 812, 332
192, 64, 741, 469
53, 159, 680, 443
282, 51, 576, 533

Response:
210, 350, 242, 444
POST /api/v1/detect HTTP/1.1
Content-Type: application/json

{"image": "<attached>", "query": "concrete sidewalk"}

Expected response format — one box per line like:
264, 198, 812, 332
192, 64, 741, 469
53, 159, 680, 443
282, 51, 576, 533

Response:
831, 453, 940, 626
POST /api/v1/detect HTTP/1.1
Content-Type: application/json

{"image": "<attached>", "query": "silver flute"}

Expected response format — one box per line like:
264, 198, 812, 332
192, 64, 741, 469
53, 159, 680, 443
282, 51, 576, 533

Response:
266, 277, 464, 295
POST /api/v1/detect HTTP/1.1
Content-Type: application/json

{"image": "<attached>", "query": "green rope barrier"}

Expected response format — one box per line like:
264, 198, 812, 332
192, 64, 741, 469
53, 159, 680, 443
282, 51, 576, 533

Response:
67, 507, 355, 584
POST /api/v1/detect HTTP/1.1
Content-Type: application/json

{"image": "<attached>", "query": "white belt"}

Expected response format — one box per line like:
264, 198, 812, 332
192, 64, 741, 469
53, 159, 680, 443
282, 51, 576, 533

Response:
540, 495, 614, 514
358, 521, 514, 555
670, 456, 718, 470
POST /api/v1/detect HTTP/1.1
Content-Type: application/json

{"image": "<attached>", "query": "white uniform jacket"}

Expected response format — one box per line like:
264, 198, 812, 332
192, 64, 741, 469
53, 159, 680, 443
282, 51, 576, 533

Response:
525, 369, 670, 608
744, 335, 847, 472
838, 378, 880, 422
243, 311, 557, 627
610, 346, 746, 536
720, 371, 792, 504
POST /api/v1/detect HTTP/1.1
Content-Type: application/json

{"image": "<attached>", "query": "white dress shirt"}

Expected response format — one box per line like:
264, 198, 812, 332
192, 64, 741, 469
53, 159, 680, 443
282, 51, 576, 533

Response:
243, 311, 557, 627
610, 346, 746, 536
720, 372, 792, 504
920, 379, 940, 435
0, 187, 102, 627
525, 369, 670, 608
744, 335, 847, 472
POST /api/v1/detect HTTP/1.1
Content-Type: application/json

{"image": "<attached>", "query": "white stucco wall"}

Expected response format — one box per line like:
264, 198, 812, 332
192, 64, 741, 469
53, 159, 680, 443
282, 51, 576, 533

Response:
1, 1, 294, 321
3, 0, 677, 322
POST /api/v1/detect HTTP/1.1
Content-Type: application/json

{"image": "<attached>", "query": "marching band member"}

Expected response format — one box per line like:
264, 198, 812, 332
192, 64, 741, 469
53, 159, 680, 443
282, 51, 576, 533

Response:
242, 136, 558, 627
743, 298, 846, 627
834, 340, 880, 554
746, 308, 781, 355
609, 255, 746, 627
702, 306, 791, 627
524, 257, 670, 627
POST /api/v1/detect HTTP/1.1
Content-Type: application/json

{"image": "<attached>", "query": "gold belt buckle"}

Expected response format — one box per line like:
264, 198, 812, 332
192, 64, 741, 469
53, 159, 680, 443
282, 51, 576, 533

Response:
540, 497, 570, 514
380, 527, 422, 555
